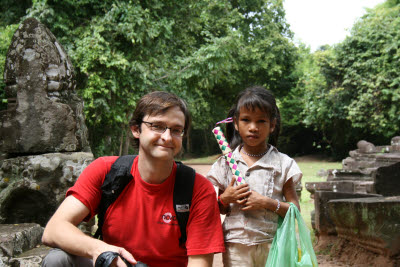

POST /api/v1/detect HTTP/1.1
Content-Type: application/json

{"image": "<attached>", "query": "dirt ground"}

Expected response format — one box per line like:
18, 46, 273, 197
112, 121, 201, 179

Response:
189, 164, 399, 267
313, 236, 399, 267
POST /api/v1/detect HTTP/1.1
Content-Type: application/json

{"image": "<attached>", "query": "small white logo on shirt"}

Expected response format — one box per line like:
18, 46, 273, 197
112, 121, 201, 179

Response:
162, 212, 173, 223
176, 204, 190, 212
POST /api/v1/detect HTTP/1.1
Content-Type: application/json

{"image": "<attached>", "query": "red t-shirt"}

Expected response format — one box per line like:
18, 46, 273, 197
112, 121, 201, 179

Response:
67, 156, 224, 267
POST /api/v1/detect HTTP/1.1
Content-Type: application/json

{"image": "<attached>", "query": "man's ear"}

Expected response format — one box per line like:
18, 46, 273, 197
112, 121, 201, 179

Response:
131, 125, 140, 138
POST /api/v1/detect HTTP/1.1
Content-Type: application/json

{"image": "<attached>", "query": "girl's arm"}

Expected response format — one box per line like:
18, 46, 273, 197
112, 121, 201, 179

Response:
275, 178, 300, 217
241, 178, 300, 217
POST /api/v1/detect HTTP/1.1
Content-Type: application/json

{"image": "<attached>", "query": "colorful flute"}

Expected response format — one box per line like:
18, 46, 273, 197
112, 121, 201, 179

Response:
212, 126, 246, 185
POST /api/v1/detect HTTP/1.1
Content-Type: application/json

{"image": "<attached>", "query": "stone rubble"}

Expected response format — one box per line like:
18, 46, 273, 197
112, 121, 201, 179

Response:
306, 137, 400, 260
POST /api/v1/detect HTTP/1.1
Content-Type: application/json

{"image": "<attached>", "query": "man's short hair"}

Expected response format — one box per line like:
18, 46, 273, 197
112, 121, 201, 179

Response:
129, 91, 191, 147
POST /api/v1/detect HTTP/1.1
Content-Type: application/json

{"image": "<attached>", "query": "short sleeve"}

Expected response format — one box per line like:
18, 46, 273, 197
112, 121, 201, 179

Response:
206, 156, 230, 192
185, 174, 225, 255
66, 156, 118, 220
286, 158, 302, 186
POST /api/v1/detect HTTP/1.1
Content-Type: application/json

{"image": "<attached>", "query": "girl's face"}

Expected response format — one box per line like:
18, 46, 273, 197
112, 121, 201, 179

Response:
234, 106, 276, 152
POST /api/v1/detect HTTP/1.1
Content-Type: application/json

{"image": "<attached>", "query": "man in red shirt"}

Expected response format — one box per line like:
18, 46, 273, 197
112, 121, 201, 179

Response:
42, 91, 225, 267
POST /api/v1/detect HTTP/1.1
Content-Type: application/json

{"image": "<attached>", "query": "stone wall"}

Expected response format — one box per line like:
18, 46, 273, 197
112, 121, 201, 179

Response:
0, 18, 94, 266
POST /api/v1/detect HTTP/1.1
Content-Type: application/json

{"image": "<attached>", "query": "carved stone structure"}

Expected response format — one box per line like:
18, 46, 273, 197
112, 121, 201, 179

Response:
306, 137, 400, 258
0, 18, 94, 265
1, 17, 90, 156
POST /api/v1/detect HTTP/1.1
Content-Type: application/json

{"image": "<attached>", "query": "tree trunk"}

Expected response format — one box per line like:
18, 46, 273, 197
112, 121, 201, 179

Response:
118, 128, 124, 156
122, 128, 131, 155
203, 129, 209, 154
186, 129, 191, 154
121, 111, 133, 156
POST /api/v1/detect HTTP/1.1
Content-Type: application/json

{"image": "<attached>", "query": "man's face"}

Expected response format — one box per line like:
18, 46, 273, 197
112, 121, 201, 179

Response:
131, 106, 185, 161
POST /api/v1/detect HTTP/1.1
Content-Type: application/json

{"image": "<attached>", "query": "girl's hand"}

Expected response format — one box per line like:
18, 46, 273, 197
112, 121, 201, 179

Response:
241, 190, 268, 211
220, 176, 251, 205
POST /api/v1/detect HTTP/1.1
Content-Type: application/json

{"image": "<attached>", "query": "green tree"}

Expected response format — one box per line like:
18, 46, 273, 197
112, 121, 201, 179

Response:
295, 1, 399, 158
279, 44, 323, 156
338, 1, 400, 138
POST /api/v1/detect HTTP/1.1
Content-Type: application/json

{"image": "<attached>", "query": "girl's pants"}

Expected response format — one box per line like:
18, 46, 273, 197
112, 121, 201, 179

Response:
222, 242, 271, 267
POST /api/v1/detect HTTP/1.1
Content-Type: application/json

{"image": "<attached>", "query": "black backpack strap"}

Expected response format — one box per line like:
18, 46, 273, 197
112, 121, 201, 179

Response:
173, 162, 196, 247
94, 156, 196, 247
94, 155, 136, 239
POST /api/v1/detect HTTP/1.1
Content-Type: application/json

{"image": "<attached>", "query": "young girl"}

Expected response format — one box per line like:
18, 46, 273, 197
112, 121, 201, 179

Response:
207, 86, 302, 267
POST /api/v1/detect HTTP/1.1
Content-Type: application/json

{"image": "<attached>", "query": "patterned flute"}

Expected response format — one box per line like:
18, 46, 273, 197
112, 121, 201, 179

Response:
212, 126, 246, 185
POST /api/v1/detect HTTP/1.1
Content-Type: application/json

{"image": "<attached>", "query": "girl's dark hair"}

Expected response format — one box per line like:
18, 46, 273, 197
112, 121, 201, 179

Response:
226, 86, 281, 149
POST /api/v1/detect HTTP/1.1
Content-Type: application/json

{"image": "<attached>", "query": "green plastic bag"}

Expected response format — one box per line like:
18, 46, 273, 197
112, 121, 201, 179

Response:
266, 203, 318, 267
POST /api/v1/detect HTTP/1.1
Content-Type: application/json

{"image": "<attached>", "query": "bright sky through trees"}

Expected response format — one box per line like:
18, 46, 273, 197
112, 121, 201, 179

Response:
284, 0, 386, 51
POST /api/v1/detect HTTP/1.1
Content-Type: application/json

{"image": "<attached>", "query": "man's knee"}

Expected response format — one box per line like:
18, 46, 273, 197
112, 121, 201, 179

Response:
42, 248, 92, 267
42, 248, 72, 267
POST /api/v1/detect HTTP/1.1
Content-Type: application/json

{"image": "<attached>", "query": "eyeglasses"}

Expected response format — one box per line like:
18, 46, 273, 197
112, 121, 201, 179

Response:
142, 121, 185, 137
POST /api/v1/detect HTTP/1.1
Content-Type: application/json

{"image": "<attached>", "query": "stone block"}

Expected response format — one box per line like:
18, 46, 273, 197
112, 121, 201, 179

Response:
328, 196, 400, 257
376, 153, 400, 166
0, 223, 43, 257
314, 191, 380, 235
327, 169, 373, 181
342, 156, 377, 171
374, 162, 400, 196
353, 180, 375, 194
305, 181, 354, 197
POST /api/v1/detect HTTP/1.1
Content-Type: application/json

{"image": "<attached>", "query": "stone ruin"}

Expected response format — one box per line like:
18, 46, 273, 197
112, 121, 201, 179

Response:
306, 137, 400, 261
0, 18, 94, 266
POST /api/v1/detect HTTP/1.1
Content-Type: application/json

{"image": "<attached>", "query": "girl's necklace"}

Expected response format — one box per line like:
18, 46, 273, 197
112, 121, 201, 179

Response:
240, 146, 269, 157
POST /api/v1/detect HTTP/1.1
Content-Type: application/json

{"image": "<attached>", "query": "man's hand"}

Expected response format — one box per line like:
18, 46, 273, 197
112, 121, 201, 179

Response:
220, 176, 251, 205
93, 244, 137, 267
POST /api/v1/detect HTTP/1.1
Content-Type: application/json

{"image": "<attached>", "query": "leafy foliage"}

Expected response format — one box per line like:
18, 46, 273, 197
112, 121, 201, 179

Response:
339, 2, 400, 137
0, 0, 297, 156
291, 1, 399, 158
0, 24, 19, 110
